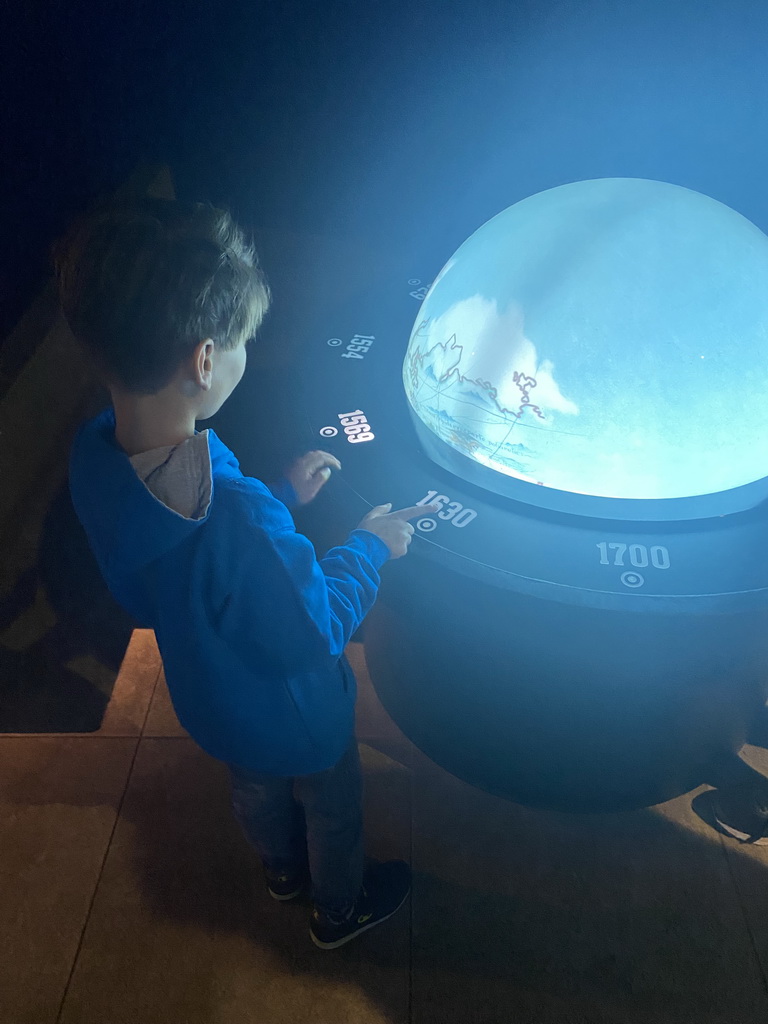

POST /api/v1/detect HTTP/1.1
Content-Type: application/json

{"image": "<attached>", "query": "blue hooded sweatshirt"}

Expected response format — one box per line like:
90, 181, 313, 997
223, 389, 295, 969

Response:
69, 407, 391, 775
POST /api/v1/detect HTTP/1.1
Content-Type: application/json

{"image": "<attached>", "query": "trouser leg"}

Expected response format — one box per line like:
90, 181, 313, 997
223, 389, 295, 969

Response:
296, 737, 365, 915
229, 766, 307, 875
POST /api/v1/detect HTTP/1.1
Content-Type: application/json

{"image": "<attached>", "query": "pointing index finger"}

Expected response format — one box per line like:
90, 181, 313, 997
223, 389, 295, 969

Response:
389, 503, 440, 521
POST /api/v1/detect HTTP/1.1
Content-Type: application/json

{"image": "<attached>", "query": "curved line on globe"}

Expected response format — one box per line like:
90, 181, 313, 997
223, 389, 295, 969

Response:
406, 322, 585, 469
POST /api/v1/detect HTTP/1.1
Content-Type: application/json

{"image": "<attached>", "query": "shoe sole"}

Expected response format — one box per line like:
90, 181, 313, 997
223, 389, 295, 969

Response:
309, 888, 411, 950
269, 887, 304, 901
715, 815, 768, 845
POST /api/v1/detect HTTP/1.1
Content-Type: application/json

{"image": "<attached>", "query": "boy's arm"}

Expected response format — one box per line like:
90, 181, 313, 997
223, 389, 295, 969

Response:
210, 479, 390, 677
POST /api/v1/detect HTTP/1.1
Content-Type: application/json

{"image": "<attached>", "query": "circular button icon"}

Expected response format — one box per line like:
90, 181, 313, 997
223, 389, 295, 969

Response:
620, 571, 645, 589
327, 338, 343, 347
319, 426, 338, 438
417, 518, 437, 532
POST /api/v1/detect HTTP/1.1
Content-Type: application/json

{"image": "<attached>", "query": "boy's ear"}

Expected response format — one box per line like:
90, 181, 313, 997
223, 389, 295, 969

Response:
191, 338, 215, 390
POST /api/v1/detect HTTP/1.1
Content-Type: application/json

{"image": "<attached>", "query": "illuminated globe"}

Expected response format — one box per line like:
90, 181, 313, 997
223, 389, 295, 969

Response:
403, 178, 768, 501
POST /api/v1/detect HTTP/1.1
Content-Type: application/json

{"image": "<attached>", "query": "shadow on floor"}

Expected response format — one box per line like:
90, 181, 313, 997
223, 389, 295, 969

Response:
41, 733, 768, 1024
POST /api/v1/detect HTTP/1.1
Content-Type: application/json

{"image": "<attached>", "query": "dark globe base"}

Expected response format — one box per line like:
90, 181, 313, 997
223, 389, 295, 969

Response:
364, 553, 768, 813
260, 236, 768, 816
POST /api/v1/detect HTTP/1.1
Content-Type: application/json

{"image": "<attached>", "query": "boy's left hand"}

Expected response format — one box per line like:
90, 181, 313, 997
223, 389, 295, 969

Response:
286, 450, 342, 505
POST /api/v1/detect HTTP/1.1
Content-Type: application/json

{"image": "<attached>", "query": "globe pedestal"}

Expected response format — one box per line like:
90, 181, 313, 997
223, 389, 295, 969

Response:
278, 176, 768, 812
364, 555, 768, 812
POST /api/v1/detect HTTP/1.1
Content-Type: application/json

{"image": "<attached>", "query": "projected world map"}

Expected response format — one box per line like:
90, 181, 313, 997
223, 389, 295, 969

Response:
403, 178, 768, 501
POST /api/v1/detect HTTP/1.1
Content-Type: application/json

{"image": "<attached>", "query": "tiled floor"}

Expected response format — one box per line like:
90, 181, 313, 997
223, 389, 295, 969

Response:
2, 633, 768, 1023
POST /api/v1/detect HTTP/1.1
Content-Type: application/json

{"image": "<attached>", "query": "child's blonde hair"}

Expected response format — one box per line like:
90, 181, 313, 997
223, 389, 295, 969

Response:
53, 196, 271, 393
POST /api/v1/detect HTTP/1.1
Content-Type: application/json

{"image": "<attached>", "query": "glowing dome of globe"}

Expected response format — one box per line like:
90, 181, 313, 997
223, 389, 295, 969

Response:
403, 178, 768, 501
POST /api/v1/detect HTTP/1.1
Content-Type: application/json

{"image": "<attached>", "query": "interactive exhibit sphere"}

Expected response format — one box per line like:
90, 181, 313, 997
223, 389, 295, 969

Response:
403, 178, 768, 502
355, 178, 768, 811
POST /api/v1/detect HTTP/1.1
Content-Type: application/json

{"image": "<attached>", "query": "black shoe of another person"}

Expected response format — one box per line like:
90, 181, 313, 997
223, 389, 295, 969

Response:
712, 788, 768, 845
266, 866, 309, 901
310, 860, 411, 949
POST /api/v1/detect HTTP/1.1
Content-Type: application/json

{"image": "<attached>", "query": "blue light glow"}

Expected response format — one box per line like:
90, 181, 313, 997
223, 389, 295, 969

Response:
404, 178, 768, 500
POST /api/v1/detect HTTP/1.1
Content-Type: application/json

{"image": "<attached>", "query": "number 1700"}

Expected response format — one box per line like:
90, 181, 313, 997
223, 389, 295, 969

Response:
596, 542, 670, 569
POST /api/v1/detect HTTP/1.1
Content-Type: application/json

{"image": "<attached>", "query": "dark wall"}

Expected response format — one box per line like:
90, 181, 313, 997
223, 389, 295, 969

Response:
2, 0, 768, 338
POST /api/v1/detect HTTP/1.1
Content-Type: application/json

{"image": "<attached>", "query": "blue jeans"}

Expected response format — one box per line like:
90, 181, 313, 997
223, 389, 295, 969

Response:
228, 736, 364, 915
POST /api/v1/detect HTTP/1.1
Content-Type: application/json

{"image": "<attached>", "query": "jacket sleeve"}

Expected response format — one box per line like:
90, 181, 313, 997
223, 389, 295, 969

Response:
210, 478, 390, 676
267, 477, 299, 509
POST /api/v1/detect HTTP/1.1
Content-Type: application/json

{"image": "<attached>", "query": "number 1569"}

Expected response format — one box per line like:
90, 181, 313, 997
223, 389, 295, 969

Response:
338, 409, 374, 443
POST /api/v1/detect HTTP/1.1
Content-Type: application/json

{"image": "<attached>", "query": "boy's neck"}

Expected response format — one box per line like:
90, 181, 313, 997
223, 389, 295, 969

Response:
111, 390, 198, 457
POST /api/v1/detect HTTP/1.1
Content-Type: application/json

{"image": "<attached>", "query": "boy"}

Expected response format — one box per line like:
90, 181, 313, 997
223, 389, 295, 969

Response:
54, 195, 439, 949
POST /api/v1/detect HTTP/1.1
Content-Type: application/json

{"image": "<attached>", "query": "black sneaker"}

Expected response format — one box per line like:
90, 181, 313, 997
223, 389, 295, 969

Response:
266, 867, 309, 901
712, 788, 768, 845
310, 860, 411, 949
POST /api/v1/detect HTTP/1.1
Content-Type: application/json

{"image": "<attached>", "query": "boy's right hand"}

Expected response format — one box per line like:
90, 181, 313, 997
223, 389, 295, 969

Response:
356, 502, 440, 559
